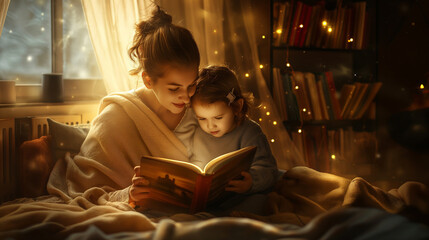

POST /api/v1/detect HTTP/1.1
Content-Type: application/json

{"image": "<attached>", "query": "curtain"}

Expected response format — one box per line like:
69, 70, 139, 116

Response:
0, 0, 10, 39
81, 0, 155, 93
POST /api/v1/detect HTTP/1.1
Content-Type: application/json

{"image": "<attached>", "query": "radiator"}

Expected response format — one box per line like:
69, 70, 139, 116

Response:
0, 118, 15, 203
0, 115, 84, 203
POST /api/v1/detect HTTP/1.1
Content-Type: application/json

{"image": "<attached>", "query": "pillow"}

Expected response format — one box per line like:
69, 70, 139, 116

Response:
47, 118, 90, 161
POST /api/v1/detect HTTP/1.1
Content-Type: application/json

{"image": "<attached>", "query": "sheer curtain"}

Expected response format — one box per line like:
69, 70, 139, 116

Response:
0, 0, 9, 39
81, 0, 155, 93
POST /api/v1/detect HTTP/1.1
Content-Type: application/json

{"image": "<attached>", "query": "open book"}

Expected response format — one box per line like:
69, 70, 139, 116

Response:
136, 146, 256, 213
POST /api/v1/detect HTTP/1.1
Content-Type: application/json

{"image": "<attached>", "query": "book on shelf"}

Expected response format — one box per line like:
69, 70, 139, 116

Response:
273, 2, 287, 46
282, 72, 301, 121
316, 76, 330, 120
317, 73, 336, 120
304, 72, 323, 120
339, 83, 356, 117
296, 3, 312, 47
344, 82, 369, 119
136, 146, 256, 213
324, 72, 342, 119
272, 68, 288, 120
352, 82, 383, 119
304, 3, 321, 47
288, 1, 303, 47
292, 71, 313, 120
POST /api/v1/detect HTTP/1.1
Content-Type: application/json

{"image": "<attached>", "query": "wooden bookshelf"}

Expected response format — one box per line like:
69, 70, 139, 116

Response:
269, 0, 379, 176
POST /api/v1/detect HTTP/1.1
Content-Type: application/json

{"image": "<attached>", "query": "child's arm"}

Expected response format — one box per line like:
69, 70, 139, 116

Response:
226, 171, 253, 193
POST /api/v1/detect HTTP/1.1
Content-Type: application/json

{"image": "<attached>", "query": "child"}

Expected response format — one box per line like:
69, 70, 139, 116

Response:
190, 65, 278, 199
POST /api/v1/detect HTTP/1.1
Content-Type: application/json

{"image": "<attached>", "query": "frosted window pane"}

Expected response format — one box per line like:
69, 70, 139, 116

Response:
0, 0, 51, 84
63, 0, 101, 79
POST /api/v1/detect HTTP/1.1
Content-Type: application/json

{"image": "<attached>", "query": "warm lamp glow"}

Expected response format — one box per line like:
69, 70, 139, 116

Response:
271, 139, 275, 143
276, 29, 282, 34
262, 35, 266, 39
259, 118, 262, 122
295, 86, 299, 90
327, 27, 333, 33
331, 154, 336, 160
245, 73, 250, 78
286, 62, 291, 67
266, 112, 270, 116
348, 38, 354, 42
299, 24, 304, 28
259, 64, 264, 69
298, 129, 302, 133
273, 121, 277, 125
322, 21, 327, 27
302, 108, 307, 112
420, 84, 425, 89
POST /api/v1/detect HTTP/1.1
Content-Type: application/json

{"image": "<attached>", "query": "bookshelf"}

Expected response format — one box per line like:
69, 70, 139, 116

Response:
269, 0, 379, 177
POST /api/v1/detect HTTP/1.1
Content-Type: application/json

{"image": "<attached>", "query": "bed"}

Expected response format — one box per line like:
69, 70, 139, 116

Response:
1, 118, 429, 240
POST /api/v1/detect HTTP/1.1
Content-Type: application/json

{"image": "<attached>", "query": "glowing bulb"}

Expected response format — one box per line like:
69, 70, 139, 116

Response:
245, 73, 250, 78
41, 12, 44, 16
348, 38, 354, 42
273, 121, 277, 125
420, 84, 425, 89
302, 108, 307, 112
331, 154, 336, 160
299, 24, 304, 28
9, 30, 12, 33
276, 29, 282, 34
41, 27, 45, 32
327, 27, 333, 33
298, 129, 302, 133
262, 35, 266, 39
27, 56, 33, 62
286, 62, 291, 67
259, 64, 264, 69
266, 112, 270, 116
213, 29, 217, 33
214, 50, 218, 55
259, 118, 262, 122
295, 86, 299, 90
271, 139, 275, 143
263, 106, 267, 109
322, 21, 327, 27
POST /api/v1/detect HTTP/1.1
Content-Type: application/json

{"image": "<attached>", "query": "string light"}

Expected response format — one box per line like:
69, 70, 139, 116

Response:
259, 118, 262, 122
41, 27, 45, 32
348, 38, 354, 42
214, 50, 218, 55
41, 12, 44, 16
263, 106, 267, 109
299, 24, 304, 28
259, 64, 264, 69
322, 21, 327, 27
295, 86, 299, 90
9, 30, 12, 33
298, 129, 302, 133
213, 29, 217, 33
276, 29, 282, 34
286, 62, 291, 67
27, 56, 33, 62
327, 27, 333, 33
262, 35, 266, 39
271, 139, 275, 143
420, 84, 425, 89
245, 73, 250, 78
266, 111, 270, 116
331, 154, 336, 160
273, 121, 277, 125
302, 108, 307, 112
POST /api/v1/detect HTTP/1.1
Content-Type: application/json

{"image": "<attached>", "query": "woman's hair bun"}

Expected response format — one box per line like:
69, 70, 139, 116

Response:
141, 7, 172, 34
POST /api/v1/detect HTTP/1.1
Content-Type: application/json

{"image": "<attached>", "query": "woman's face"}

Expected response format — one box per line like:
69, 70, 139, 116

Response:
145, 66, 198, 114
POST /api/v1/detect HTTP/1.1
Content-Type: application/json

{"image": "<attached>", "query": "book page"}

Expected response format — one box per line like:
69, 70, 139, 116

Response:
204, 146, 256, 174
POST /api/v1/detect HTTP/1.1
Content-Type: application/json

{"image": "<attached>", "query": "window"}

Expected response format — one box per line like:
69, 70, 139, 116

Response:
0, 0, 101, 85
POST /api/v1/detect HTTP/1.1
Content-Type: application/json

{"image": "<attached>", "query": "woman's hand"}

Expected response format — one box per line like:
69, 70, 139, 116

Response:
225, 171, 252, 193
129, 166, 151, 202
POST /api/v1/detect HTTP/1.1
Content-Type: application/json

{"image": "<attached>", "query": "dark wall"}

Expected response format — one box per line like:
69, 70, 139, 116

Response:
376, 0, 429, 186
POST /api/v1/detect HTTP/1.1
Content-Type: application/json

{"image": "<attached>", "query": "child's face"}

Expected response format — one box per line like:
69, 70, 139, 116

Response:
193, 100, 236, 137
146, 66, 198, 114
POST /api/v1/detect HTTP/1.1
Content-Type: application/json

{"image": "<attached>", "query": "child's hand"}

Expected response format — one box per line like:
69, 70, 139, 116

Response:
129, 166, 151, 202
226, 171, 252, 193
